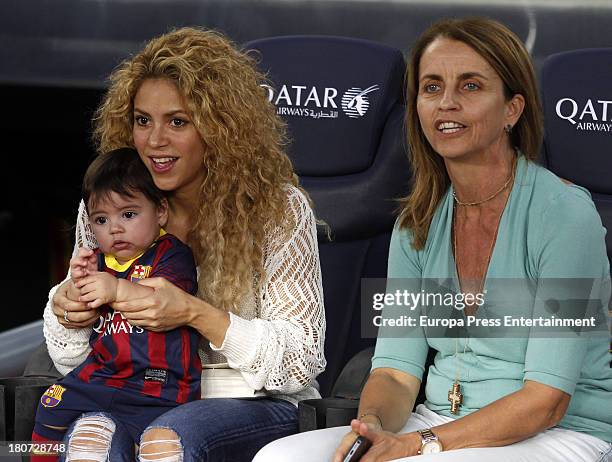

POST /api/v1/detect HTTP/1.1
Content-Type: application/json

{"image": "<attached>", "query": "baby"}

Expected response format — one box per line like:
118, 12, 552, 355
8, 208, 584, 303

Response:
33, 148, 201, 458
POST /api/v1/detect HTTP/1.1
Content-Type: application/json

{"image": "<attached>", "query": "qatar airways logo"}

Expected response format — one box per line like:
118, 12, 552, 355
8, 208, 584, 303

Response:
93, 310, 144, 337
555, 98, 612, 133
261, 83, 380, 119
341, 85, 380, 118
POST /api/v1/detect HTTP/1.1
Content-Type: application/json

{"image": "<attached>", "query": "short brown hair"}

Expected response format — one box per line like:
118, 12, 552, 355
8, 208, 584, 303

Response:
83, 147, 165, 212
400, 17, 543, 249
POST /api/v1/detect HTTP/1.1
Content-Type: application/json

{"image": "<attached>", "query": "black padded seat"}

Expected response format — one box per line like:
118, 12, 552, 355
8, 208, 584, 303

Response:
244, 36, 410, 396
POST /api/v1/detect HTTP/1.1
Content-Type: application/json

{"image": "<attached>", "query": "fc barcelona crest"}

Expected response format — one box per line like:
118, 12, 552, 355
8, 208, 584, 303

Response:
131, 265, 152, 282
41, 384, 66, 408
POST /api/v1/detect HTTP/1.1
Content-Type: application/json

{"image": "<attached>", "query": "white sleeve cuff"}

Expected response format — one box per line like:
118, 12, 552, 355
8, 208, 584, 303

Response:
43, 281, 93, 374
209, 312, 260, 368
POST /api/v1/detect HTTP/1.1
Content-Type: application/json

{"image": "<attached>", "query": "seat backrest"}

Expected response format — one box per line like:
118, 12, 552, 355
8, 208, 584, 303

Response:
244, 36, 410, 395
541, 48, 612, 264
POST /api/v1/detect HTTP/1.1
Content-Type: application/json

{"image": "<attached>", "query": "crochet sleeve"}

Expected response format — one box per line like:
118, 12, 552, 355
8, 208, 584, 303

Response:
211, 186, 327, 393
43, 200, 97, 375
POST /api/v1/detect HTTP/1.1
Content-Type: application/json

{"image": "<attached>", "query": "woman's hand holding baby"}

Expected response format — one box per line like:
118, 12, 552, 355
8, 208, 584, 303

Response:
53, 279, 101, 328
53, 247, 104, 327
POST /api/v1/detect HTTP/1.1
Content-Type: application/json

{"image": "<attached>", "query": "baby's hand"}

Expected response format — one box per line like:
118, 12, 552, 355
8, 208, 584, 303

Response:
70, 248, 97, 282
75, 272, 118, 308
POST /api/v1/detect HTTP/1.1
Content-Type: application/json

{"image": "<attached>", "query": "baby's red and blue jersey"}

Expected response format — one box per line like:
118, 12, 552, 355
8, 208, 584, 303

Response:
71, 233, 201, 404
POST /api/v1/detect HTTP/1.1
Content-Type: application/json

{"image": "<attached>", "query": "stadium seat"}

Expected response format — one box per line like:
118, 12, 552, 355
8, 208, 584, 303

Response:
0, 345, 59, 444
541, 48, 612, 263
0, 327, 60, 443
541, 48, 612, 369
244, 35, 410, 398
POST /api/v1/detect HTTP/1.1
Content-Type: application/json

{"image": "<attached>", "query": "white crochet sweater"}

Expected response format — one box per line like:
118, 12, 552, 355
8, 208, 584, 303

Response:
43, 186, 326, 405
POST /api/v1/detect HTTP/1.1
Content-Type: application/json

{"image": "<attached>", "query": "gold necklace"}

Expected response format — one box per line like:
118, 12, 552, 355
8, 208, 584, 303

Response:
452, 204, 503, 303
452, 156, 516, 206
448, 158, 516, 414
452, 155, 516, 297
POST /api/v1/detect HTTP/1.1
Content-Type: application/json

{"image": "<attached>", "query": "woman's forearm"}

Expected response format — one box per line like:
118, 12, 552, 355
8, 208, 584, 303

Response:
358, 368, 421, 432
428, 381, 570, 450
186, 294, 230, 348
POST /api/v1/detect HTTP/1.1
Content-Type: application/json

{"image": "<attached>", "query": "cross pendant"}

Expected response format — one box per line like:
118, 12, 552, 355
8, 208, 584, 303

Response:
448, 381, 463, 415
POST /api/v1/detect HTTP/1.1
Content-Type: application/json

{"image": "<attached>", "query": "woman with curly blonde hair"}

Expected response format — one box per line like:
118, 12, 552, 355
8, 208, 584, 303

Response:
43, 27, 326, 461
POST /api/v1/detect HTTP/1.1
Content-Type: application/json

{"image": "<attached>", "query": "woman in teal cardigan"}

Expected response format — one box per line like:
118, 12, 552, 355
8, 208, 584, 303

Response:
254, 17, 612, 462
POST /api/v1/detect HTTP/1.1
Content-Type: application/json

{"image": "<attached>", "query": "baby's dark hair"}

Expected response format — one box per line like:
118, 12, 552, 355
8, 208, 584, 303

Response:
83, 147, 165, 211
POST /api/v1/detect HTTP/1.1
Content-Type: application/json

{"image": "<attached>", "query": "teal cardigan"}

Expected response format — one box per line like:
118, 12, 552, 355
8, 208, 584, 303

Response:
372, 156, 612, 442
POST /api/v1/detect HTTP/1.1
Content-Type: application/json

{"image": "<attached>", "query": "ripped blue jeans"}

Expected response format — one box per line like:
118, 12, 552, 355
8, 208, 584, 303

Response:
138, 398, 298, 462
59, 398, 298, 461
58, 412, 134, 462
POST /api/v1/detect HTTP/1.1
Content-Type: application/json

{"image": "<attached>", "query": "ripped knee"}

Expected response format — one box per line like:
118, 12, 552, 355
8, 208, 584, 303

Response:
139, 427, 183, 462
66, 414, 116, 462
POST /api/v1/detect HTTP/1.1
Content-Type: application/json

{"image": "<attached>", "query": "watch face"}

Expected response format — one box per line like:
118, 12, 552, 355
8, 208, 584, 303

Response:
422, 441, 443, 454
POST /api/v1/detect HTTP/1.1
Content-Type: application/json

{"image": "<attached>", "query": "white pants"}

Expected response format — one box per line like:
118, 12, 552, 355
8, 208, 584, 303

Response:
253, 405, 612, 462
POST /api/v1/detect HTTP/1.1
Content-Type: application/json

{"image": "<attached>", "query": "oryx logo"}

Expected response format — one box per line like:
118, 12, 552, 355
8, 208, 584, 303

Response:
341, 85, 380, 118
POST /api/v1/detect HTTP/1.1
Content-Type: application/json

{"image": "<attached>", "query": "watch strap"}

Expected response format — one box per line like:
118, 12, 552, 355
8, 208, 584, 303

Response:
417, 428, 437, 443
417, 428, 440, 455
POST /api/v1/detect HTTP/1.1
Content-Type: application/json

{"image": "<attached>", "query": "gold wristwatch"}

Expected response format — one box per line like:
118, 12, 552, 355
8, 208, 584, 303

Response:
417, 428, 443, 455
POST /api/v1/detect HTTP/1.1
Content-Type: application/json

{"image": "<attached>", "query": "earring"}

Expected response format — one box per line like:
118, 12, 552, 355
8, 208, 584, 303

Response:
504, 124, 513, 135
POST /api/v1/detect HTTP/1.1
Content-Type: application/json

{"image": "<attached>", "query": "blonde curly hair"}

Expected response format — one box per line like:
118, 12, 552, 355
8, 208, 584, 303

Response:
92, 27, 301, 312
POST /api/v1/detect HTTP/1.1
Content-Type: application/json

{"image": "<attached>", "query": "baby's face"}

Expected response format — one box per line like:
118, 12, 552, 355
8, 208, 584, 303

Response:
88, 191, 165, 264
